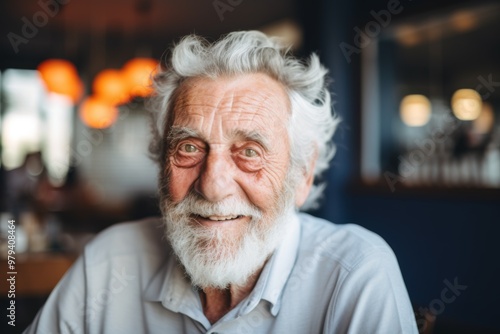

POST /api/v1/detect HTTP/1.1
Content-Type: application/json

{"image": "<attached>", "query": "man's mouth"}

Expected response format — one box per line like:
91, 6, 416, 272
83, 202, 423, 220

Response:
196, 215, 243, 221
193, 214, 245, 223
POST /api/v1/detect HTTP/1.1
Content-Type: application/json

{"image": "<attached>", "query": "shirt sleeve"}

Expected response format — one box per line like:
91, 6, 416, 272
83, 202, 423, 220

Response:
324, 249, 419, 334
23, 256, 88, 334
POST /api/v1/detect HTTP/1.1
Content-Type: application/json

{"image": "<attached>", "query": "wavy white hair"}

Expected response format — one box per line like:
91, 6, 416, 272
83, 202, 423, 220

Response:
149, 30, 339, 209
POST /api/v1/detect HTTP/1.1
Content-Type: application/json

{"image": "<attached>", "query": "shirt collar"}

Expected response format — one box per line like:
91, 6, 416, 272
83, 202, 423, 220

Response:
144, 251, 210, 326
258, 211, 301, 316
217, 212, 301, 318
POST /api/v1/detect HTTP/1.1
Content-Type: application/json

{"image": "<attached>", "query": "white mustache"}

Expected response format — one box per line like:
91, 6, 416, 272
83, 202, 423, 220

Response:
174, 193, 263, 221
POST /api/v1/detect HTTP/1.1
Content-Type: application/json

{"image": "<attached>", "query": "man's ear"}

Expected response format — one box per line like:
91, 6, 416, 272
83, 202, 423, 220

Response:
294, 156, 316, 208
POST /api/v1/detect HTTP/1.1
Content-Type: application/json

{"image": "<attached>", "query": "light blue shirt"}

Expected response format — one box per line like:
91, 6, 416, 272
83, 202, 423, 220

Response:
25, 213, 418, 333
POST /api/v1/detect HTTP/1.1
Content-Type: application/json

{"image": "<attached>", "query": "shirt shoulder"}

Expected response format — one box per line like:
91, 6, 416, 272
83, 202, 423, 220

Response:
297, 212, 396, 272
292, 213, 418, 333
84, 217, 168, 266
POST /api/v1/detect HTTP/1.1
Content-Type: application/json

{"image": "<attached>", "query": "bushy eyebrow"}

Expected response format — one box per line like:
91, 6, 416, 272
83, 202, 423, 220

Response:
229, 129, 271, 151
166, 126, 205, 150
166, 126, 271, 151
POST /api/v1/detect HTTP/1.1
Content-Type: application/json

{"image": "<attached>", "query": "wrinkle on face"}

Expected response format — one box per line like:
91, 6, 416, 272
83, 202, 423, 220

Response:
166, 73, 291, 214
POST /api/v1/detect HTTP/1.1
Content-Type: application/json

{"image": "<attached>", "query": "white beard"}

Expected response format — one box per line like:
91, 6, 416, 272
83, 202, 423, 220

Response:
162, 190, 295, 290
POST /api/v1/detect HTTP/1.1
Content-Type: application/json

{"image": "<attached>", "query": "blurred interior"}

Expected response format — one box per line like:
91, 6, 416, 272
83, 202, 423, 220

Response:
1, 0, 499, 332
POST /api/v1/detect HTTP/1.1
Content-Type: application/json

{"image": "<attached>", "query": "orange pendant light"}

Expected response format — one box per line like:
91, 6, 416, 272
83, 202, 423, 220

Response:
122, 58, 158, 98
38, 59, 83, 103
92, 69, 130, 106
79, 96, 119, 129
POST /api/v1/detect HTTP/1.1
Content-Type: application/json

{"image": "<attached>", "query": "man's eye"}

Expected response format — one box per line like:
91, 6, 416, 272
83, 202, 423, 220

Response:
182, 144, 198, 153
244, 148, 258, 157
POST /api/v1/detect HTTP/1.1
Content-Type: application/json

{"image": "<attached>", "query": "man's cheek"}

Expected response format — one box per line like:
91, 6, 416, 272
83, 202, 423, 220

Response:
168, 166, 200, 202
249, 168, 286, 202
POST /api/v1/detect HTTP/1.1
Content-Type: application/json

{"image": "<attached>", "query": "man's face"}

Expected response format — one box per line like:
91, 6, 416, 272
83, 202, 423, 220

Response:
167, 73, 291, 229
161, 73, 295, 288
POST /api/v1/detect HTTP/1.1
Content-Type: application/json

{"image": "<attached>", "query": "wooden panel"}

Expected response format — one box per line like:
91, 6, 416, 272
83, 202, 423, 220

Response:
1, 254, 76, 297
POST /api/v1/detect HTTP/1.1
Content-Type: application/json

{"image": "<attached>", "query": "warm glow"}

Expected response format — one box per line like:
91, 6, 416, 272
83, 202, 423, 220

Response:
37, 59, 83, 103
451, 11, 477, 32
473, 102, 495, 134
79, 96, 119, 129
122, 58, 158, 98
396, 25, 421, 47
93, 69, 130, 106
400, 94, 431, 126
260, 19, 303, 50
452, 89, 482, 121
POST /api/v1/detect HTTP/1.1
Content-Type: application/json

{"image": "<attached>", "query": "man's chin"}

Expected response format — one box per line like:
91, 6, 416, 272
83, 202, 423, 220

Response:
169, 223, 277, 289
183, 248, 272, 290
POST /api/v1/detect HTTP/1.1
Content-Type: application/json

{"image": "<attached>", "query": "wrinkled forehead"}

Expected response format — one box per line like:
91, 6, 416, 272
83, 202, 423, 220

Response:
169, 73, 291, 131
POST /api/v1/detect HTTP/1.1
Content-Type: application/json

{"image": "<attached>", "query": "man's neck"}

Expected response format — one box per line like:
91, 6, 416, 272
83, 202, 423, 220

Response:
199, 270, 261, 324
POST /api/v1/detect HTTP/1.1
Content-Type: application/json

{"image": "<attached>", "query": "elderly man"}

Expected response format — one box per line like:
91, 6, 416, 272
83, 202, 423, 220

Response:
26, 31, 418, 333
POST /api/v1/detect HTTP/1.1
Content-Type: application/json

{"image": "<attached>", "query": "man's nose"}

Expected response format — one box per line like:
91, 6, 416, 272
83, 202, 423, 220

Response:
195, 151, 236, 202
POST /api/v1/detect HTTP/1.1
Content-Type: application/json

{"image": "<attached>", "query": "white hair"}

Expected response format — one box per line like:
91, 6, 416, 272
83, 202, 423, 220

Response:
149, 30, 339, 209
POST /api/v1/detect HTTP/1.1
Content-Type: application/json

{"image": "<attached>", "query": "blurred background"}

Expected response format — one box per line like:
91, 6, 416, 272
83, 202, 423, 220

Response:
0, 0, 499, 333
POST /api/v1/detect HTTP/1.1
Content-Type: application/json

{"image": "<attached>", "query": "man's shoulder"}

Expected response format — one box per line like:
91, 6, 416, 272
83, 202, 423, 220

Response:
84, 217, 168, 266
297, 212, 396, 272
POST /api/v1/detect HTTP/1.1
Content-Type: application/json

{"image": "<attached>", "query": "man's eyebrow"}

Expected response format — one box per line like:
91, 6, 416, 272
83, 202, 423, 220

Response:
229, 129, 271, 151
166, 126, 271, 151
166, 126, 206, 147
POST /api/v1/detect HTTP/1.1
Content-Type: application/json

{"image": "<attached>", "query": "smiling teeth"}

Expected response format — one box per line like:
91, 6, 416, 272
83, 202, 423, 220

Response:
203, 215, 239, 221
